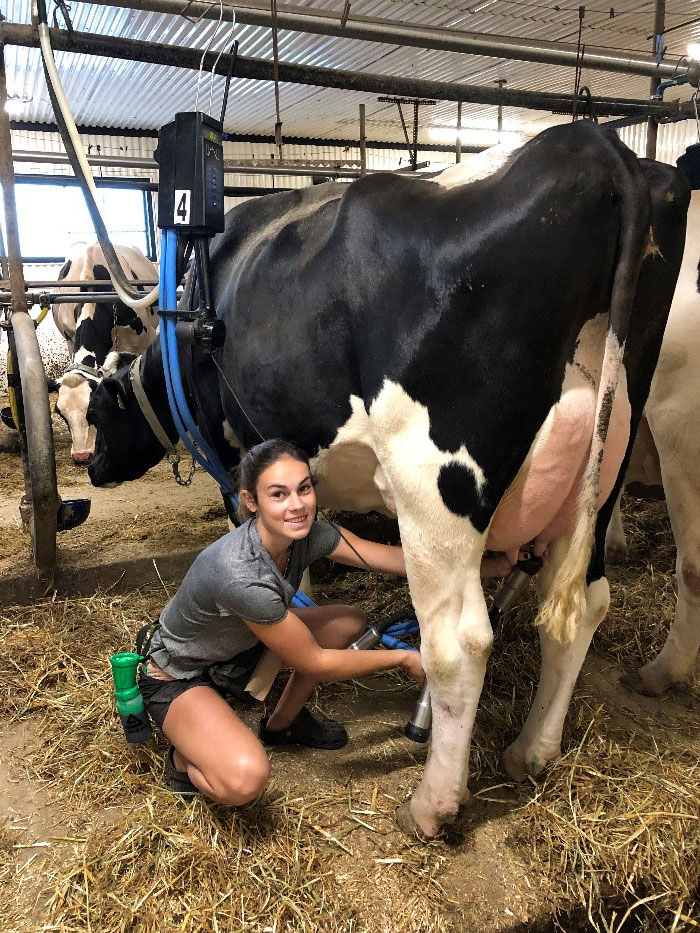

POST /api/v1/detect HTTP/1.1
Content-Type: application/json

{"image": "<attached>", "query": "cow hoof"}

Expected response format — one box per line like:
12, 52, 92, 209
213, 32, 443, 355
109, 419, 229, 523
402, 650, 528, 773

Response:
502, 742, 557, 781
395, 801, 434, 839
0, 426, 20, 453
604, 542, 628, 564
502, 744, 530, 782
620, 667, 687, 698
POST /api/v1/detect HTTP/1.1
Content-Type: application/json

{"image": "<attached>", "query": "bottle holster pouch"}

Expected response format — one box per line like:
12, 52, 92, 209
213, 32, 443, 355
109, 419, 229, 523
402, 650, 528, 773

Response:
109, 620, 161, 744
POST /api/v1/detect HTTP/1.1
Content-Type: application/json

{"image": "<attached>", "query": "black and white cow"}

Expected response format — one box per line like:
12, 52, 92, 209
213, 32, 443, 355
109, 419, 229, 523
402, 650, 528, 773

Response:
606, 189, 700, 695
86, 123, 690, 838
49, 243, 158, 463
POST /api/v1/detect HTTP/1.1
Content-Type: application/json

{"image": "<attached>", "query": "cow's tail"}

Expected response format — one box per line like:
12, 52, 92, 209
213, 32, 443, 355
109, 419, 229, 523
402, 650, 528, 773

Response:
536, 139, 650, 643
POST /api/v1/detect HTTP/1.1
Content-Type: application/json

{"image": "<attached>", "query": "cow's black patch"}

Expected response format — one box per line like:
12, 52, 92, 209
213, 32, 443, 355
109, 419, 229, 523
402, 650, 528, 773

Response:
89, 263, 112, 295
113, 302, 147, 334
696, 257, 700, 295
437, 461, 492, 531
58, 259, 71, 281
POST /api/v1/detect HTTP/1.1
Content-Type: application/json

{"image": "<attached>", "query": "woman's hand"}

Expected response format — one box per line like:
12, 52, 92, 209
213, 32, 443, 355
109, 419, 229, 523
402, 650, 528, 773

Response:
401, 649, 425, 684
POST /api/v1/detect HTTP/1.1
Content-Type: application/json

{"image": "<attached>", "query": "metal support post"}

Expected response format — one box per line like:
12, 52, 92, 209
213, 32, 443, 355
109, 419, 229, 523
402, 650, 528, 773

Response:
456, 101, 462, 164
0, 42, 58, 574
495, 78, 507, 142
646, 0, 666, 160
359, 103, 367, 176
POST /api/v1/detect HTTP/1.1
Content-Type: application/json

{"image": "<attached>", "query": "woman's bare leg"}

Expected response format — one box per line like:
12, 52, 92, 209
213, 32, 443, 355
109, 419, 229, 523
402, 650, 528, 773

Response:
265, 604, 366, 729
162, 685, 271, 805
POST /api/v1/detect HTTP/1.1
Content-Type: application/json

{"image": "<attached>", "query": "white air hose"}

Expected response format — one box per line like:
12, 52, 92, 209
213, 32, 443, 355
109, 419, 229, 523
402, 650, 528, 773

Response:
33, 1, 159, 310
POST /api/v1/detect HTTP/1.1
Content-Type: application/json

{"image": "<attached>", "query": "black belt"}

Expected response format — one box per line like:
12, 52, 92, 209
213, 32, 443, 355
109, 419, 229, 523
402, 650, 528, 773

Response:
135, 618, 161, 661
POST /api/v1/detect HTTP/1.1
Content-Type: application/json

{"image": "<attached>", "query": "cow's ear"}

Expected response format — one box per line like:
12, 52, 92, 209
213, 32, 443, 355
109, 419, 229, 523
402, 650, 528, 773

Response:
102, 376, 127, 409
102, 351, 137, 377
47, 378, 60, 393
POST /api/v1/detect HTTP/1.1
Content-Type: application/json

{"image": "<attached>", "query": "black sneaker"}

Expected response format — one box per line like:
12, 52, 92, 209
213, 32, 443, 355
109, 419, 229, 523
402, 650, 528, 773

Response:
259, 706, 348, 750
163, 747, 198, 795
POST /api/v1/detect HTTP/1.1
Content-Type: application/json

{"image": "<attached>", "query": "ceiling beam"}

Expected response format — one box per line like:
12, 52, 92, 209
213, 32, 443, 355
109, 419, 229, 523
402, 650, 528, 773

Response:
78, 0, 700, 85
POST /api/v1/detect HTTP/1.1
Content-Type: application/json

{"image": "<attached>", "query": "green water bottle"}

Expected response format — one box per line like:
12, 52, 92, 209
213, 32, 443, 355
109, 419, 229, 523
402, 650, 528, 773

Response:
110, 652, 153, 743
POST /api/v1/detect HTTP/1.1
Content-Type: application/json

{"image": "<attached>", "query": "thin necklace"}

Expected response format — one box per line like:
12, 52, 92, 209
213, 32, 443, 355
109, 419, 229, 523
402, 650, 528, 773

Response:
281, 546, 291, 577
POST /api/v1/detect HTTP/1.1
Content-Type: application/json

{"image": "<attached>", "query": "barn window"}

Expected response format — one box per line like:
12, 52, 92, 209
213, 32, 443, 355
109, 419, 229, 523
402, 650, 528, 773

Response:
5, 175, 156, 263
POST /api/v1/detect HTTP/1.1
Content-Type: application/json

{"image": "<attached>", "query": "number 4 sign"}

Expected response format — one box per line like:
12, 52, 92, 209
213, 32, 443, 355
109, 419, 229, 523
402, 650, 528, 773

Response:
174, 189, 191, 224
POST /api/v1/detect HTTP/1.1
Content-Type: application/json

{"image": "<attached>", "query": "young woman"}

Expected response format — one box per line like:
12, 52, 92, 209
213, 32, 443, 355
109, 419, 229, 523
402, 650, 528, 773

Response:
138, 438, 425, 805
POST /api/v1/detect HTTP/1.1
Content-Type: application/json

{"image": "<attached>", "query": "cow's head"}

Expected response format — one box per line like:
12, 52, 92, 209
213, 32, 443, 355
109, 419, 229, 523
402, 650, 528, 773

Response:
87, 355, 168, 487
50, 368, 101, 464
49, 353, 137, 465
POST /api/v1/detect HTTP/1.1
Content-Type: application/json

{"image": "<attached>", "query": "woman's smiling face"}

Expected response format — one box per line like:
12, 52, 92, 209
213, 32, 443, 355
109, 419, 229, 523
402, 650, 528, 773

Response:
244, 455, 316, 545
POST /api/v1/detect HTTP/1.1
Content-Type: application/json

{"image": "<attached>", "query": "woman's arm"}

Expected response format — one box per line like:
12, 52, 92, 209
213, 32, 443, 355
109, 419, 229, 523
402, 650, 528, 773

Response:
328, 525, 406, 576
327, 525, 527, 579
245, 611, 424, 683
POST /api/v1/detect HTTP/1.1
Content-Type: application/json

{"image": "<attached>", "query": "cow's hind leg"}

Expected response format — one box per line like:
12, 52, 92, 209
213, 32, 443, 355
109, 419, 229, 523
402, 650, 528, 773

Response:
623, 463, 700, 695
503, 536, 610, 780
604, 491, 628, 563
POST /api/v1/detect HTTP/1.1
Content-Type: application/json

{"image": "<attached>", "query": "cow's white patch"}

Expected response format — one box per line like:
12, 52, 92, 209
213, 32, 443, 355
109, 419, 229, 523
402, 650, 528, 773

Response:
222, 419, 243, 451
57, 377, 96, 462
312, 395, 394, 514
433, 140, 523, 189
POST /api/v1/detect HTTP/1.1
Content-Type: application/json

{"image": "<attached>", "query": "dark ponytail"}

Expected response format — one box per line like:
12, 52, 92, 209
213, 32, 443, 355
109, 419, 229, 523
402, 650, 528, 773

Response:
236, 439, 312, 523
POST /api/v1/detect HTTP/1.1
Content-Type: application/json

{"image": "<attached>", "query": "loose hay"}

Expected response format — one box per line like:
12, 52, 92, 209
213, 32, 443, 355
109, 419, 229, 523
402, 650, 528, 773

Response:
0, 496, 697, 930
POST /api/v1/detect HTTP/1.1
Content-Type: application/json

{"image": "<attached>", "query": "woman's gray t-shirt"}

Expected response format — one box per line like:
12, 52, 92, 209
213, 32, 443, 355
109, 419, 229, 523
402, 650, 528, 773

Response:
149, 518, 341, 678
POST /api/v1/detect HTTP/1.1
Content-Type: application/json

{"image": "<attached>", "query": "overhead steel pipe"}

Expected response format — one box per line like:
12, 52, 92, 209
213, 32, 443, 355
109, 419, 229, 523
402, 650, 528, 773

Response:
1, 24, 693, 120
77, 0, 700, 85
10, 148, 363, 177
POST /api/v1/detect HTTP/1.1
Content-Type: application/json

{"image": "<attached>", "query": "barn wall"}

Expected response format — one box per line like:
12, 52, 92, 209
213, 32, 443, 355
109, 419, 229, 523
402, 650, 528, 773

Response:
617, 120, 699, 165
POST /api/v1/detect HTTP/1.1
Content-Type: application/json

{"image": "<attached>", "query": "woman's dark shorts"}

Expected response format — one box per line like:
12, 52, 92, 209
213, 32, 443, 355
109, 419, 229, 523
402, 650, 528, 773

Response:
138, 642, 266, 730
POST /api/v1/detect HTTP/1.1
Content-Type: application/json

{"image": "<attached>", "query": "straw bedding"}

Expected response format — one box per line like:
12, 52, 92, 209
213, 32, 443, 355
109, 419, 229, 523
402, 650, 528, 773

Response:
0, 497, 698, 931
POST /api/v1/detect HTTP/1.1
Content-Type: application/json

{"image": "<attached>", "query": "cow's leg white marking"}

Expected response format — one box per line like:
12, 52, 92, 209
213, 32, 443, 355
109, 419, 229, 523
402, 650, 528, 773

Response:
368, 380, 490, 837
503, 537, 609, 780
627, 231, 700, 693
628, 460, 700, 694
604, 492, 628, 562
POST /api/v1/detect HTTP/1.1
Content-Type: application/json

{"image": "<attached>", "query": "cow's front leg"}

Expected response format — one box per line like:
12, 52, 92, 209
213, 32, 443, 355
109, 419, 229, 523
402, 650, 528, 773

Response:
368, 383, 495, 837
503, 536, 610, 780
396, 546, 491, 838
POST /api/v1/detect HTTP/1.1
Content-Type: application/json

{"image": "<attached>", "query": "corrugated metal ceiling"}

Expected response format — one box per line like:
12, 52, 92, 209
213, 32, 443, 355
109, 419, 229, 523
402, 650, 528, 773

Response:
4, 0, 700, 145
